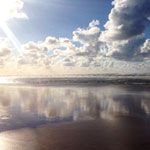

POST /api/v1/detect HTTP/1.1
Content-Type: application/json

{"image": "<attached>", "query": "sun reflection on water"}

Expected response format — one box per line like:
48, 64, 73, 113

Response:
0, 129, 38, 150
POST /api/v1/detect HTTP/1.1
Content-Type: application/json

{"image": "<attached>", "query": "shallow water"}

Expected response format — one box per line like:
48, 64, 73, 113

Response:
0, 84, 150, 150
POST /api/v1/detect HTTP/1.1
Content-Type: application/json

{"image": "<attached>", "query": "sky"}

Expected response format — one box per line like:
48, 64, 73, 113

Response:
0, 0, 149, 76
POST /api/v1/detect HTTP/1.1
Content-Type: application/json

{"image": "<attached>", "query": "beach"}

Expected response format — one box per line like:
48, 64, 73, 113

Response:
0, 84, 149, 150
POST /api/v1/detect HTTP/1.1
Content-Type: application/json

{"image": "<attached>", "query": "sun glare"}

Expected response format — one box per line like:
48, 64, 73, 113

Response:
0, 77, 9, 84
0, 77, 15, 84
0, 22, 22, 54
0, 0, 21, 22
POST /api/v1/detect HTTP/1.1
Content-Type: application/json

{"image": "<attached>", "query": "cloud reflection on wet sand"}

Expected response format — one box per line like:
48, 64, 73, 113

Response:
0, 85, 149, 150
0, 85, 149, 131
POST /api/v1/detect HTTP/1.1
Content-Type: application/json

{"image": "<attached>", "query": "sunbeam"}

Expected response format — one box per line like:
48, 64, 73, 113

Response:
0, 22, 22, 55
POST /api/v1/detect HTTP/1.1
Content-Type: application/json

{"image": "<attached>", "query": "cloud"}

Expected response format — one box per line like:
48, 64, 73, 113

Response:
106, 37, 145, 60
102, 0, 150, 41
71, 21, 108, 67
11, 0, 149, 68
0, 39, 12, 56
0, 47, 11, 57
0, 38, 12, 65
0, 19, 149, 75
89, 20, 100, 28
141, 39, 150, 53
0, 20, 107, 69
73, 23, 100, 44
140, 39, 150, 58
10, 0, 28, 19
100, 0, 150, 60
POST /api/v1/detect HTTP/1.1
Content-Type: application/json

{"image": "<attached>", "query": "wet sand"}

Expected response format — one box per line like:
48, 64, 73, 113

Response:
0, 84, 149, 150
0, 117, 150, 150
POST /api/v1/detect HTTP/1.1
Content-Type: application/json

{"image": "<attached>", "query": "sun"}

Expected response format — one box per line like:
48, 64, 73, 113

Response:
0, 0, 15, 22
0, 0, 25, 22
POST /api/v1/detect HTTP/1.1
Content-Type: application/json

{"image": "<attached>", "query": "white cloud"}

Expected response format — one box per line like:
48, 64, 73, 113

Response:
89, 20, 100, 28
0, 38, 12, 65
0, 47, 11, 57
0, 19, 149, 75
73, 25, 100, 44
101, 0, 150, 41
100, 0, 150, 60
140, 39, 150, 53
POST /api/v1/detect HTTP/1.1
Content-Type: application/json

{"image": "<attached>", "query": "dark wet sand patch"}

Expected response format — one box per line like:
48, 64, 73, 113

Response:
0, 118, 150, 150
